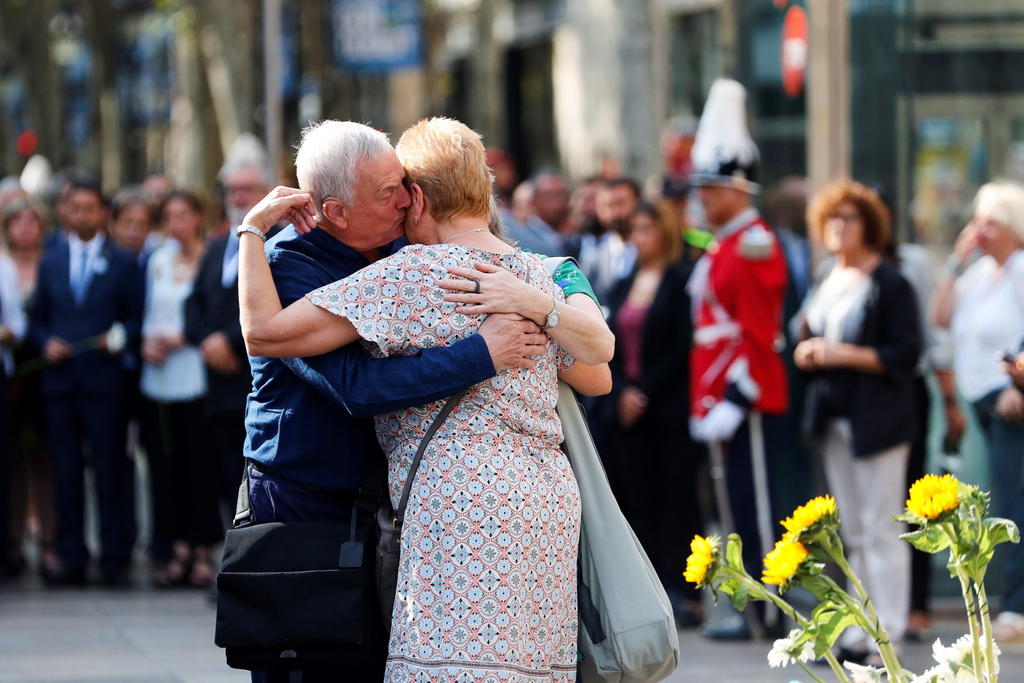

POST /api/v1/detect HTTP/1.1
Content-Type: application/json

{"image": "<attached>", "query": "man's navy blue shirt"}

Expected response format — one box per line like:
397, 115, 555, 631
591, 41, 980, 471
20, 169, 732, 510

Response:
244, 226, 495, 491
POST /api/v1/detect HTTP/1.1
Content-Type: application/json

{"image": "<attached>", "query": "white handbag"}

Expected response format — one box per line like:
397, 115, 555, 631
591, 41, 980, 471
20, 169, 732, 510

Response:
555, 381, 680, 682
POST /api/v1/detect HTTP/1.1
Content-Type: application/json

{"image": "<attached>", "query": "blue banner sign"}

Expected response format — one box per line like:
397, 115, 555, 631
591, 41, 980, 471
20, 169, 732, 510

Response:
333, 0, 423, 72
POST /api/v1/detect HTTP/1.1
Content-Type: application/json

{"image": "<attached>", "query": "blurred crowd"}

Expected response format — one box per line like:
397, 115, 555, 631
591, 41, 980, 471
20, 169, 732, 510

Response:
0, 141, 272, 590
1, 128, 1024, 651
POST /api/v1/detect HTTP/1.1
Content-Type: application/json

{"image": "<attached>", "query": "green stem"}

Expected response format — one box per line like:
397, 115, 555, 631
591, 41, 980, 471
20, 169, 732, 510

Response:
976, 581, 997, 682
797, 659, 829, 683
957, 571, 986, 682
941, 520, 990, 682
721, 567, 853, 683
821, 535, 904, 683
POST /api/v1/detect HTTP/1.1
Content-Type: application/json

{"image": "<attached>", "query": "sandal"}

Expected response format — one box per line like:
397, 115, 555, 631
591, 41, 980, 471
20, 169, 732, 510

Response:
153, 557, 189, 588
153, 543, 191, 588
188, 548, 216, 589
994, 611, 1024, 643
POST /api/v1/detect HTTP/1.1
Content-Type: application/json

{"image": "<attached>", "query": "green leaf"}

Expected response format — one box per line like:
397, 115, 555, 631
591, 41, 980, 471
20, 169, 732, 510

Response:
900, 526, 951, 554
811, 608, 859, 656
720, 577, 750, 612
726, 534, 746, 573
985, 517, 1021, 546
800, 573, 838, 602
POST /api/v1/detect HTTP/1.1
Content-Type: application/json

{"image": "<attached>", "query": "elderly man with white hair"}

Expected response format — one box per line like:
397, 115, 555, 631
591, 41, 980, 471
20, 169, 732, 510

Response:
933, 180, 1024, 643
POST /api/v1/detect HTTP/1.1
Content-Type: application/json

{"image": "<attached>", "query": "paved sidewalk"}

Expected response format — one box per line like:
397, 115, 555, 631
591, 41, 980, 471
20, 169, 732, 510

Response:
1, 578, 1022, 682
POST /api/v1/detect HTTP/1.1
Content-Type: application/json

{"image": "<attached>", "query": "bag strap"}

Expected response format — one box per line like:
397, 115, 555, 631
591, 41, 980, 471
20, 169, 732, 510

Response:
394, 390, 468, 526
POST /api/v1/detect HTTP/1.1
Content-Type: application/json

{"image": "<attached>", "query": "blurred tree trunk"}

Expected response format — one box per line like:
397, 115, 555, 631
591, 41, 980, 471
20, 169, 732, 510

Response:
166, 7, 219, 191
191, 0, 258, 156
422, 1, 449, 116
469, 0, 505, 146
0, 0, 63, 170
85, 0, 124, 191
297, 0, 327, 132
617, 0, 658, 180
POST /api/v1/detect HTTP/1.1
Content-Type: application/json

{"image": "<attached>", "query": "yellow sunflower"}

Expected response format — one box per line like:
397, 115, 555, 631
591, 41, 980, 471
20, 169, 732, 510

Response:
780, 495, 838, 541
762, 537, 810, 588
684, 535, 720, 587
906, 474, 960, 520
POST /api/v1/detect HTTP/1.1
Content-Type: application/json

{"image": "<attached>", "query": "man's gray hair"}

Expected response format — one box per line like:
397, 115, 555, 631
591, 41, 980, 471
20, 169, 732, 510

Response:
219, 132, 275, 186
295, 121, 393, 215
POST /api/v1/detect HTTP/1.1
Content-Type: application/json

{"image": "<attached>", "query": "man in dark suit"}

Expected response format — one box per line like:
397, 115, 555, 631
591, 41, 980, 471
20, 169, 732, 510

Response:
185, 160, 271, 508
28, 179, 143, 586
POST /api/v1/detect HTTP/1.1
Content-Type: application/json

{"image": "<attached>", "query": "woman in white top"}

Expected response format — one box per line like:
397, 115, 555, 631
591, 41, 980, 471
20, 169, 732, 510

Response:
2, 199, 58, 578
933, 180, 1024, 642
139, 190, 219, 588
795, 181, 921, 663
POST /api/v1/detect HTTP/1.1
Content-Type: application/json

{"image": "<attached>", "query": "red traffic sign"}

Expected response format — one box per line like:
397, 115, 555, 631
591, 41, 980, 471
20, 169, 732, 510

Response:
781, 6, 808, 98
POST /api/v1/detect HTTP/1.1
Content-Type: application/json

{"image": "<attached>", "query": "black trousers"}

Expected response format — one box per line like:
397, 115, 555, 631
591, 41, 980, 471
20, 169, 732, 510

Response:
206, 410, 247, 510
0, 372, 9, 569
725, 414, 784, 624
46, 394, 134, 572
140, 397, 222, 552
605, 415, 704, 602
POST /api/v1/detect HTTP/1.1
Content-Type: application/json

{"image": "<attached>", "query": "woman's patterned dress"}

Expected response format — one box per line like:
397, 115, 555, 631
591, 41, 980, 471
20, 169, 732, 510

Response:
307, 244, 581, 682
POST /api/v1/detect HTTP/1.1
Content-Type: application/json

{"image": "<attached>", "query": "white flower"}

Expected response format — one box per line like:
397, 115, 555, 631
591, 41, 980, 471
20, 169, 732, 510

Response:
766, 629, 813, 669
928, 634, 997, 680
767, 634, 796, 668
843, 661, 884, 683
909, 665, 946, 683
105, 323, 127, 354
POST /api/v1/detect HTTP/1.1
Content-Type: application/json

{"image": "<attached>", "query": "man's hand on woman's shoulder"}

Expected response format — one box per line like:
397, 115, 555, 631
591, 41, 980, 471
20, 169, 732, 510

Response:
477, 313, 548, 371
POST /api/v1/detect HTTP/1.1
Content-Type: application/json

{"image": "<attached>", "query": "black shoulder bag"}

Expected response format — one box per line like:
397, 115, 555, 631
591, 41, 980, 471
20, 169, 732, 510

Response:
215, 391, 466, 673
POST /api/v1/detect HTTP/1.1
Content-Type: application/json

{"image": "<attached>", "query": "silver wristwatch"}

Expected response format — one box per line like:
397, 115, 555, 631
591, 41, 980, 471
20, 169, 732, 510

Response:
236, 224, 268, 242
543, 298, 561, 329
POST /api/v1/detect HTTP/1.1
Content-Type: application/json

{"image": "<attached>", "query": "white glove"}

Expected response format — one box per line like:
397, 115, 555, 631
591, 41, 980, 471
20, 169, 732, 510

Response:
692, 401, 746, 443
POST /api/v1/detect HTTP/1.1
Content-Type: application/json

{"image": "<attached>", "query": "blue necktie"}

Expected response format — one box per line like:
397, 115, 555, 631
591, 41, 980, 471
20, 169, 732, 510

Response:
221, 235, 239, 288
71, 248, 88, 305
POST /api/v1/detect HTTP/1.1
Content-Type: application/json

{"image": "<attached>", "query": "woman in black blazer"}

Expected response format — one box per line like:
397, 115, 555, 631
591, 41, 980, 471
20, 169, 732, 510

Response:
794, 181, 922, 662
602, 200, 703, 626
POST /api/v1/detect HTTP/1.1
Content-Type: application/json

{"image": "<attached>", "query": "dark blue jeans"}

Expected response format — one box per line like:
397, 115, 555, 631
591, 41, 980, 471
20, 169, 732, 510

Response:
973, 390, 1024, 614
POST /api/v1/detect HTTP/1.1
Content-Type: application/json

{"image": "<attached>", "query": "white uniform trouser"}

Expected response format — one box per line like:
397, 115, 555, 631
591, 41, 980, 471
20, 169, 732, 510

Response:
821, 419, 910, 652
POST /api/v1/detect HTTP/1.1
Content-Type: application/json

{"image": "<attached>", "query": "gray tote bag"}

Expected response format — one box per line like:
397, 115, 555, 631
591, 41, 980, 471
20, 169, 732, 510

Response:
555, 382, 680, 682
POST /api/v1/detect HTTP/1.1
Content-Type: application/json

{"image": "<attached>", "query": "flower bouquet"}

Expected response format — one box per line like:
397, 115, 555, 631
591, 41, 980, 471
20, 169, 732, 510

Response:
685, 475, 1019, 682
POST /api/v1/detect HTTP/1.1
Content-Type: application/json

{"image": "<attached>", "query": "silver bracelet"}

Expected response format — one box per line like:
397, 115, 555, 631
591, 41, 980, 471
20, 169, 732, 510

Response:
236, 224, 268, 242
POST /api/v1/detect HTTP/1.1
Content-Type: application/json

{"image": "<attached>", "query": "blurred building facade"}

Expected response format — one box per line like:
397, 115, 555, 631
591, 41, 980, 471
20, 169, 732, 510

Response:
2, 0, 1024, 248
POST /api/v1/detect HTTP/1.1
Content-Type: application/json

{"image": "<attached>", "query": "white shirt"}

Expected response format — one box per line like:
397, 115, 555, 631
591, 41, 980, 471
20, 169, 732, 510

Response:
140, 242, 207, 401
804, 266, 872, 344
950, 250, 1024, 401
0, 255, 26, 377
67, 232, 106, 295
578, 231, 636, 305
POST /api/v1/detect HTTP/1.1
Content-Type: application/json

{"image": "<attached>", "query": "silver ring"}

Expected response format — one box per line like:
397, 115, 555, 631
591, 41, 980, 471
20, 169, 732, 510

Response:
473, 280, 481, 294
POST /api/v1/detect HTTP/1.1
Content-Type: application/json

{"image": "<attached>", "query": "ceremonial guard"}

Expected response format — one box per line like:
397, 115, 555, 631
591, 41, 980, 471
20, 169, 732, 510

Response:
687, 79, 789, 639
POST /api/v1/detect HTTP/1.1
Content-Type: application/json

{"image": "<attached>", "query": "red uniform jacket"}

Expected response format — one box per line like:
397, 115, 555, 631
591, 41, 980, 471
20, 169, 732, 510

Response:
689, 211, 788, 418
